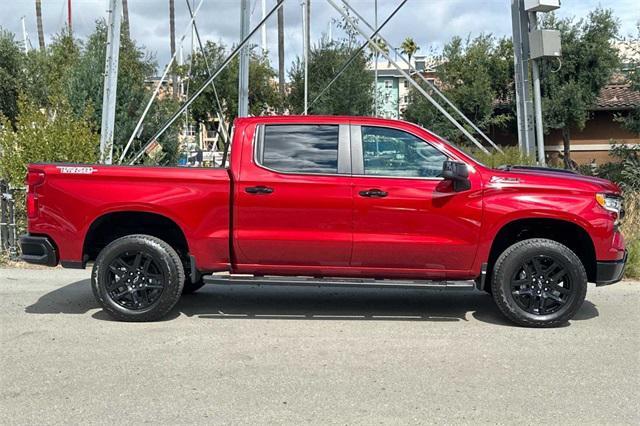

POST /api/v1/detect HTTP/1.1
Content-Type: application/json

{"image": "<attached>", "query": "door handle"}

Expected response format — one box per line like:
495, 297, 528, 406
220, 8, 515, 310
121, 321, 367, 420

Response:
245, 186, 274, 195
359, 189, 388, 198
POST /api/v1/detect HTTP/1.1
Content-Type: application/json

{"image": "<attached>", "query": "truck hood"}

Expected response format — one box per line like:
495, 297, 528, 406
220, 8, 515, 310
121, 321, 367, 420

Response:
486, 166, 621, 194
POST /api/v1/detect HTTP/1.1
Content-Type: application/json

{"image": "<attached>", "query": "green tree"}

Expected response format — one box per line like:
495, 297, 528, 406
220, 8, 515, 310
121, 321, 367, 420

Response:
188, 41, 279, 127
403, 35, 515, 143
0, 30, 23, 126
540, 9, 620, 169
617, 25, 640, 134
400, 37, 420, 61
63, 21, 180, 164
288, 38, 373, 115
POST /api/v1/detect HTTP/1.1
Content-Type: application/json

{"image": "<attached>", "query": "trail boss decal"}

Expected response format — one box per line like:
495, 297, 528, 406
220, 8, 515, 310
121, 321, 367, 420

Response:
56, 166, 98, 174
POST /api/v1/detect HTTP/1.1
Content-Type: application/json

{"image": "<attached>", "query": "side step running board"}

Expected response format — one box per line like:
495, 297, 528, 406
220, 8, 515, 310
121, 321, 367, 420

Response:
202, 274, 476, 290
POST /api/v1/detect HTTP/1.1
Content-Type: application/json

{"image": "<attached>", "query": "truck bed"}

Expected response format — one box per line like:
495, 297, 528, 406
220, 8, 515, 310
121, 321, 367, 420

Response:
27, 164, 231, 271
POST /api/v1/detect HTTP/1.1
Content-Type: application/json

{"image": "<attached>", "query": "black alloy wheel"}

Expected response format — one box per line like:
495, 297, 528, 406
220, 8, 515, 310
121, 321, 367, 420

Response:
491, 238, 587, 327
510, 254, 574, 316
106, 251, 166, 310
92, 234, 184, 321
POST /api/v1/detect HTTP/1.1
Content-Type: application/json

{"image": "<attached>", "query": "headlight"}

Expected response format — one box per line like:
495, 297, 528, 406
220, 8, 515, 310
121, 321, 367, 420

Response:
596, 193, 624, 222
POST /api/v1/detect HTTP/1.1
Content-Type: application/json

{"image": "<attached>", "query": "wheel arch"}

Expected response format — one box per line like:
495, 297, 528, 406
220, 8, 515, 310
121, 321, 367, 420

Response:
486, 217, 597, 284
83, 211, 190, 264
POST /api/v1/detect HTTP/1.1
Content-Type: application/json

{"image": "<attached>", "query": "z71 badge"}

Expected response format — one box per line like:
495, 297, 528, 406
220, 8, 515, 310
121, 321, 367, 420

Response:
56, 166, 98, 174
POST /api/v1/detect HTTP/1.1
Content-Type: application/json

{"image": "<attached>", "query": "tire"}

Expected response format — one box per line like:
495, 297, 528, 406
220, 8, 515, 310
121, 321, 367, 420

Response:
491, 238, 587, 328
92, 234, 185, 322
182, 277, 205, 294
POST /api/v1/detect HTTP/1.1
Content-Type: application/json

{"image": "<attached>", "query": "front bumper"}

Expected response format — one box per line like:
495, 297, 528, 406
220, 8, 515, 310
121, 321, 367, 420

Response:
19, 234, 58, 266
595, 250, 627, 286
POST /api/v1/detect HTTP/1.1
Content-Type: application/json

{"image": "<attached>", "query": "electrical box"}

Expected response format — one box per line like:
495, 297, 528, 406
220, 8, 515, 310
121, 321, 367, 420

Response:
529, 29, 561, 59
524, 0, 561, 13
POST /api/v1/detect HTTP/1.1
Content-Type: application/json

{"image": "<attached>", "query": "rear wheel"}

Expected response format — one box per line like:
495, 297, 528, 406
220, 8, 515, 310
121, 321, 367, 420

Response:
92, 234, 184, 321
491, 238, 587, 327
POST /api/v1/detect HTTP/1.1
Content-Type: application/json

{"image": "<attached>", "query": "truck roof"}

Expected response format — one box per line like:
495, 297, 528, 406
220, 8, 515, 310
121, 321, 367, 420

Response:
234, 115, 421, 127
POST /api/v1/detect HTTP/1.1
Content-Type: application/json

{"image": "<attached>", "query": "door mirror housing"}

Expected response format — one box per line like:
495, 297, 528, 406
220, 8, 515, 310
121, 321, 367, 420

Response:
442, 160, 471, 192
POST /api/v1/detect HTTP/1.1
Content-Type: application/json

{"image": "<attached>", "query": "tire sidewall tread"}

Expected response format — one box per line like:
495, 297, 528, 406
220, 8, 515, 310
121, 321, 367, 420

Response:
91, 234, 185, 322
491, 238, 588, 328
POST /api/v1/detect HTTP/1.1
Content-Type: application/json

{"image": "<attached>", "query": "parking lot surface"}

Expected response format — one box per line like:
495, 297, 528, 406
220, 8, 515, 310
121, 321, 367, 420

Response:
1, 267, 639, 425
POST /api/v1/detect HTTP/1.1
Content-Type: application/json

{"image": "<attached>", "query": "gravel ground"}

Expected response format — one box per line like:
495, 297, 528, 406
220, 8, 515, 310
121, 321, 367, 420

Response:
1, 267, 639, 425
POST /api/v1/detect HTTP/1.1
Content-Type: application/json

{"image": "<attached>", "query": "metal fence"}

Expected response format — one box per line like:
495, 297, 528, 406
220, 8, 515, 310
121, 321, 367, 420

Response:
0, 181, 23, 259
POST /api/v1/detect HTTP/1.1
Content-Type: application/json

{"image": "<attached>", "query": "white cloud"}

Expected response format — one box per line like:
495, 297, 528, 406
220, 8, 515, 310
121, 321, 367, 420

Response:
2, 0, 638, 76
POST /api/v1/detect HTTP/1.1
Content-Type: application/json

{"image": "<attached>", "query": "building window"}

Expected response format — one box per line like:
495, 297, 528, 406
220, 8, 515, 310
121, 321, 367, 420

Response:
403, 80, 409, 88
384, 80, 393, 89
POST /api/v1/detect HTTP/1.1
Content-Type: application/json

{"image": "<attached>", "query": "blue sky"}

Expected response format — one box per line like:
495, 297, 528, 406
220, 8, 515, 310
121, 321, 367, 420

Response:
2, 0, 638, 75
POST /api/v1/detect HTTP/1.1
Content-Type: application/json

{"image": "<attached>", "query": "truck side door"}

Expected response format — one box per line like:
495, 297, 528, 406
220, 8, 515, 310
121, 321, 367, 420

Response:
350, 124, 483, 278
234, 122, 353, 272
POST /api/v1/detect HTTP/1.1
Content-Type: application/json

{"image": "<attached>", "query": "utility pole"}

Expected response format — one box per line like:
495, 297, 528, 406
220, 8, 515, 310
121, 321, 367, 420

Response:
67, 0, 72, 34
238, 0, 250, 117
35, 0, 45, 51
99, 0, 123, 164
529, 11, 546, 166
170, 0, 178, 99
511, 0, 535, 157
261, 0, 267, 52
277, 2, 286, 110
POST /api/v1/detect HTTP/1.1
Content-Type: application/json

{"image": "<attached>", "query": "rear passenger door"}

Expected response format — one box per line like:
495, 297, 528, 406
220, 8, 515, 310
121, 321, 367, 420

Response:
234, 122, 353, 271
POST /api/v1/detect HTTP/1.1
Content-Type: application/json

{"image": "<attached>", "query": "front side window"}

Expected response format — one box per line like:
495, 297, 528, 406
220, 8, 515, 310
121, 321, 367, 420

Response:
261, 124, 339, 174
361, 126, 447, 178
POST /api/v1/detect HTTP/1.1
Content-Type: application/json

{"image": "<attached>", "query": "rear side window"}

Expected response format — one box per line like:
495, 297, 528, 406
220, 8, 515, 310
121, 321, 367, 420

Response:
261, 124, 339, 174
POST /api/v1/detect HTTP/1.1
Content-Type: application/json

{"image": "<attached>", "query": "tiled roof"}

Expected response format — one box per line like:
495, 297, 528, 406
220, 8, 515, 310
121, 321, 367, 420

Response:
594, 84, 640, 110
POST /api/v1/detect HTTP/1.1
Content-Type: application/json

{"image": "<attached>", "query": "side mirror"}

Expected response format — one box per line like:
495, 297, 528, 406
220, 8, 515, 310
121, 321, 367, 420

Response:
442, 160, 471, 192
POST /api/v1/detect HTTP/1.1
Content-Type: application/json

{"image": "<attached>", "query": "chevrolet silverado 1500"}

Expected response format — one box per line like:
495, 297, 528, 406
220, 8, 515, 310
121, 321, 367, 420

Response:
20, 116, 627, 326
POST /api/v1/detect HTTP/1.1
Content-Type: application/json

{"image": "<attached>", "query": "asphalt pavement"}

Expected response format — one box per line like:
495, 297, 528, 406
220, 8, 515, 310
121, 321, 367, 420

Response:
1, 267, 639, 425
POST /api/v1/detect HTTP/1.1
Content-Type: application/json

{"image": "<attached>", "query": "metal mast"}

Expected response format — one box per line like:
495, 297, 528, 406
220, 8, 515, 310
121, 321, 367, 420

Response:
99, 0, 123, 164
511, 0, 535, 156
238, 0, 250, 117
302, 0, 309, 114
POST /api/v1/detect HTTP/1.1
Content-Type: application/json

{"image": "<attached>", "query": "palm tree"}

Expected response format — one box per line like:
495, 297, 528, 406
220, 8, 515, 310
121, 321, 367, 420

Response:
122, 0, 130, 39
370, 37, 389, 57
400, 37, 420, 62
35, 0, 45, 50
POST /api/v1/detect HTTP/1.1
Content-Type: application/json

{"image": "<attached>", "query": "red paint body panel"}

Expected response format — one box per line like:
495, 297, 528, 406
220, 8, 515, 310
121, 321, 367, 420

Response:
26, 115, 625, 281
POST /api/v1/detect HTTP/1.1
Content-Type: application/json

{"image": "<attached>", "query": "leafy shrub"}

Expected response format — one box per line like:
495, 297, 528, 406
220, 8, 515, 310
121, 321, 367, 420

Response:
465, 145, 536, 168
0, 97, 98, 237
621, 192, 640, 279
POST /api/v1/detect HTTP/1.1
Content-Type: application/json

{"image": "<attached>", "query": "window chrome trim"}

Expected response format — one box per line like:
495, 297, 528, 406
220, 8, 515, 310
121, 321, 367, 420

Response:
254, 123, 352, 177
350, 123, 451, 180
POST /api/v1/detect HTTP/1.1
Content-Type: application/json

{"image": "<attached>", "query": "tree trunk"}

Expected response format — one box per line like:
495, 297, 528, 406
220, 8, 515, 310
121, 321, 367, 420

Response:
122, 0, 130, 39
35, 0, 45, 51
277, 4, 286, 111
562, 126, 572, 170
169, 0, 178, 99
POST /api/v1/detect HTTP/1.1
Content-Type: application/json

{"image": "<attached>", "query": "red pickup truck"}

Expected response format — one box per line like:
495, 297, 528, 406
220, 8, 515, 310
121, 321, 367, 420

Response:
20, 115, 626, 326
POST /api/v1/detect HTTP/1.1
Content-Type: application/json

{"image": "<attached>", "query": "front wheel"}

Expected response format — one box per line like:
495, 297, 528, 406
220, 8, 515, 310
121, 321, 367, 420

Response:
491, 238, 587, 328
92, 234, 185, 321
